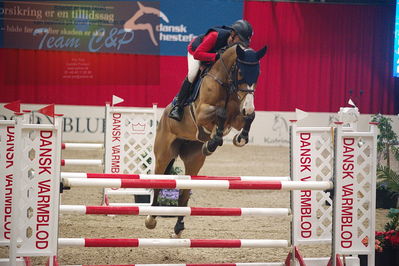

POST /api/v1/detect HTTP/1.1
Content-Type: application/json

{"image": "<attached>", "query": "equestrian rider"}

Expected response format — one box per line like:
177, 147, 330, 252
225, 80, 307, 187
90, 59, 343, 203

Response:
168, 19, 253, 122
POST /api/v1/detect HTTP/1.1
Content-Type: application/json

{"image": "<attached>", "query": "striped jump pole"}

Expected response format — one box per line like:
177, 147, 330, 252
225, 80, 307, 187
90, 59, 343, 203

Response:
61, 159, 103, 166
58, 238, 289, 248
60, 172, 290, 181
62, 178, 333, 191
59, 205, 291, 217
61, 143, 104, 150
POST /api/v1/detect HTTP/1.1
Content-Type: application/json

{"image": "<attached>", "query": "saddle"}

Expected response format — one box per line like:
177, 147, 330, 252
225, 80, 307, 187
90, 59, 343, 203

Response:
170, 66, 213, 142
172, 65, 211, 107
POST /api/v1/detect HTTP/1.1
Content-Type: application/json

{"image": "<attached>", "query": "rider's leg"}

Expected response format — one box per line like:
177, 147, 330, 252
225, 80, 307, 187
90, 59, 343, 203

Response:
169, 53, 200, 121
186, 53, 200, 84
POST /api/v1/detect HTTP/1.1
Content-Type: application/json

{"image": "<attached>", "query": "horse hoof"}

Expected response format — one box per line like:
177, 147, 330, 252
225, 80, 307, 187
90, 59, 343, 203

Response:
201, 143, 213, 156
145, 215, 157, 229
170, 231, 183, 238
233, 134, 246, 147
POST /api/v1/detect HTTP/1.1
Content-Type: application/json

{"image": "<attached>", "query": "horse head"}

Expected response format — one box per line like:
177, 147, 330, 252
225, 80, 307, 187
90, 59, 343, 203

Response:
234, 45, 267, 115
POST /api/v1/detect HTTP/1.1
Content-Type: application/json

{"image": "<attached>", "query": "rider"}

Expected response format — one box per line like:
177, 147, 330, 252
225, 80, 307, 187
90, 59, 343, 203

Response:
168, 19, 253, 121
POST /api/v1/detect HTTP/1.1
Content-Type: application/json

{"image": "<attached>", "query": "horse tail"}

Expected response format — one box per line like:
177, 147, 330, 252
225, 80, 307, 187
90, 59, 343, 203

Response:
164, 159, 176, 174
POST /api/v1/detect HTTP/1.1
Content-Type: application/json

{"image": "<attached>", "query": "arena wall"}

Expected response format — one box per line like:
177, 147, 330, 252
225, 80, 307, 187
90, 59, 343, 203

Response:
0, 103, 397, 146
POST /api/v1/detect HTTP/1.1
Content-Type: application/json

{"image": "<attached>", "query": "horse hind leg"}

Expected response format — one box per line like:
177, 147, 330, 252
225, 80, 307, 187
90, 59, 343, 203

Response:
171, 189, 190, 238
171, 141, 206, 238
145, 158, 175, 230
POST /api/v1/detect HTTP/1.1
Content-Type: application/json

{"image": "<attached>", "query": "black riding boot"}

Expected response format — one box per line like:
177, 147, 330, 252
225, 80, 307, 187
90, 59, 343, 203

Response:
169, 78, 192, 121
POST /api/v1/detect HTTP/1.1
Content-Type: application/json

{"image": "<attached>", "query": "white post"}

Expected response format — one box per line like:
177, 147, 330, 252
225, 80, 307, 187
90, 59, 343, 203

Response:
290, 121, 335, 265
332, 122, 377, 266
0, 120, 16, 248
9, 115, 62, 265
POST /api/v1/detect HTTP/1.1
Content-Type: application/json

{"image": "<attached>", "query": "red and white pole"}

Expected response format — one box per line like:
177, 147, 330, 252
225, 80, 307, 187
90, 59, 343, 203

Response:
62, 178, 333, 191
60, 172, 290, 181
59, 205, 290, 217
58, 238, 289, 248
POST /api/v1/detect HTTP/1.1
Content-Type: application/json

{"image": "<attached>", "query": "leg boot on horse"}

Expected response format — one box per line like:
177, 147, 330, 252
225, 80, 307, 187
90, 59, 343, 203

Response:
233, 112, 255, 147
202, 108, 227, 156
171, 188, 191, 238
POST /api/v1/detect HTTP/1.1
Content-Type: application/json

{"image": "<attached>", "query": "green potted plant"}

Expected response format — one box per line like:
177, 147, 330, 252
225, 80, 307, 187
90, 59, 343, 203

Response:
372, 114, 399, 209
377, 166, 399, 209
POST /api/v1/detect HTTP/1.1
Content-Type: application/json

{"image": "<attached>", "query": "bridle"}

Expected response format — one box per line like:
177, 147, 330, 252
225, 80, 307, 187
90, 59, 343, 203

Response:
206, 54, 257, 95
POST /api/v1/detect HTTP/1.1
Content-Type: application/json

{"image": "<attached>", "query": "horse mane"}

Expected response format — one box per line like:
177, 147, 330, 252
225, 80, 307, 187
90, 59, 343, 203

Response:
216, 43, 249, 68
219, 41, 248, 52
218, 43, 247, 57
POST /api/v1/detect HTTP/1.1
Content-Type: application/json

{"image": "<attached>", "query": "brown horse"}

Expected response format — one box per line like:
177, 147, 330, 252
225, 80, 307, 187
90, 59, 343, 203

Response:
145, 44, 267, 237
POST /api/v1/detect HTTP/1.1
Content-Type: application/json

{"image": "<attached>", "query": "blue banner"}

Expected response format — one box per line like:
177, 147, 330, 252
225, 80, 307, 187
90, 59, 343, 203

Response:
159, 0, 243, 56
0, 0, 243, 55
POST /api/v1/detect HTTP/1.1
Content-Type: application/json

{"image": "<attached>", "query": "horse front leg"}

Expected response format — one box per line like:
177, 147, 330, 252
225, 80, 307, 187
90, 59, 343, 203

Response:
233, 112, 255, 147
170, 141, 206, 238
202, 108, 226, 156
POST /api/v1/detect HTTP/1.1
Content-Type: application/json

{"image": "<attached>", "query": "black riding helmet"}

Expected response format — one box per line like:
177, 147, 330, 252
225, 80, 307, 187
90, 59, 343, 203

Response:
231, 19, 253, 46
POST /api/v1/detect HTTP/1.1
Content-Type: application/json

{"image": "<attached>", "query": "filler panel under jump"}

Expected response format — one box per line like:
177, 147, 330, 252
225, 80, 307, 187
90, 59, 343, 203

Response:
103, 104, 157, 206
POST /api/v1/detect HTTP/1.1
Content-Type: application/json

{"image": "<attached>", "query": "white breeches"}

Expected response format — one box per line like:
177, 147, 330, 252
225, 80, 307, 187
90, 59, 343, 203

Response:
187, 52, 200, 83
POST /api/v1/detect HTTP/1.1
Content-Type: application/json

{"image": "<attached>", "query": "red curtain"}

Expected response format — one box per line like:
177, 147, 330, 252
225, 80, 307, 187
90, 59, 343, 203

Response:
0, 1, 397, 114
245, 1, 396, 114
0, 49, 185, 108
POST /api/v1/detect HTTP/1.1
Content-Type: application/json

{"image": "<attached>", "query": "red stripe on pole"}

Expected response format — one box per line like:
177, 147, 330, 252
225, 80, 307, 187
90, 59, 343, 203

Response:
190, 207, 242, 216
85, 206, 140, 215
192, 176, 242, 181
228, 181, 282, 190
120, 179, 177, 189
61, 143, 66, 150
190, 239, 241, 248
61, 160, 65, 166
84, 238, 139, 247
86, 173, 141, 179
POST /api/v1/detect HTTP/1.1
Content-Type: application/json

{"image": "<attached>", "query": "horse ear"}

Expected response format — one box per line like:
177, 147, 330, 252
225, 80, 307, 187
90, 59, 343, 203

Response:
256, 46, 267, 60
236, 44, 245, 59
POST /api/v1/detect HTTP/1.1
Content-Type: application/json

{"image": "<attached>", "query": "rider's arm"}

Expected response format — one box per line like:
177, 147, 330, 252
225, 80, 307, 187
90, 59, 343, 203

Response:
192, 31, 219, 62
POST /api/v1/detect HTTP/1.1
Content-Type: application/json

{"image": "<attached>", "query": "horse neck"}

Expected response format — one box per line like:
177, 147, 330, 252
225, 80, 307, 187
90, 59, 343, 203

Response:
210, 47, 237, 81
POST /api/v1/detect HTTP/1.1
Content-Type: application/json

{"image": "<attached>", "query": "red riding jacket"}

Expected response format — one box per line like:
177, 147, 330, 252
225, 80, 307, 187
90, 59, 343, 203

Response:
188, 26, 232, 62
